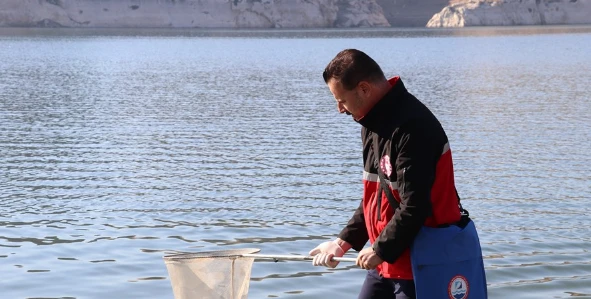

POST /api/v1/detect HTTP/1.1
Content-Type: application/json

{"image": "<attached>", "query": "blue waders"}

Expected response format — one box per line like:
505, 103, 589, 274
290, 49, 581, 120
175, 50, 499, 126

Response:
410, 219, 487, 299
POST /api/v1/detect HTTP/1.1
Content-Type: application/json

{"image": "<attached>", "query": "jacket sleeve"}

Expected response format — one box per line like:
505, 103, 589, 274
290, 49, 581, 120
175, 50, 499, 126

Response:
372, 120, 441, 263
338, 200, 369, 251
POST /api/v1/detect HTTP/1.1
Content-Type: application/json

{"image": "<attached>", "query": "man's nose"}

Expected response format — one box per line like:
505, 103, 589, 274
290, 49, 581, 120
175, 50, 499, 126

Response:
337, 103, 346, 113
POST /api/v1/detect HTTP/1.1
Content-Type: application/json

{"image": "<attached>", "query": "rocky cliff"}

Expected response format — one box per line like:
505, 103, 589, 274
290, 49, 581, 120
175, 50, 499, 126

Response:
427, 0, 591, 27
376, 0, 450, 27
0, 0, 390, 28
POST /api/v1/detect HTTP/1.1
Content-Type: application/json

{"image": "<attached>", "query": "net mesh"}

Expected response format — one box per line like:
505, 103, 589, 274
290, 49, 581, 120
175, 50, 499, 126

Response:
163, 248, 260, 299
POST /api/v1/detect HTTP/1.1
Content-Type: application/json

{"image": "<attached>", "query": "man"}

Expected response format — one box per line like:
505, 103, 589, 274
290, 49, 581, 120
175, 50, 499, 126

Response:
309, 49, 469, 299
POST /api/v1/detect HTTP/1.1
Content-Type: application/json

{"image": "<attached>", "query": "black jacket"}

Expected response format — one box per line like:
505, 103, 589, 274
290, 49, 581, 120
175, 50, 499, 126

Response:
338, 77, 461, 279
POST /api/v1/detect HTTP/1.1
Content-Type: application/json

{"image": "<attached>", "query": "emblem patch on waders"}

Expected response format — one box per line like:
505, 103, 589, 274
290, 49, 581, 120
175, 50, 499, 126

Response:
448, 275, 469, 299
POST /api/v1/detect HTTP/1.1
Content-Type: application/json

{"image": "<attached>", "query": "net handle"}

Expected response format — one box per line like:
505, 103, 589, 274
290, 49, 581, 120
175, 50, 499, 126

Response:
242, 253, 357, 263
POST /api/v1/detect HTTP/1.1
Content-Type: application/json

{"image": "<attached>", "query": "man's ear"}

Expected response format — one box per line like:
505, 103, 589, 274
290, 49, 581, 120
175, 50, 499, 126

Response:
357, 81, 371, 97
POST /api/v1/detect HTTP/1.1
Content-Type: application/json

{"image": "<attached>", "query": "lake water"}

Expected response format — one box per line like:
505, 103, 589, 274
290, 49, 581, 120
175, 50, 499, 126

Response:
1, 26, 590, 299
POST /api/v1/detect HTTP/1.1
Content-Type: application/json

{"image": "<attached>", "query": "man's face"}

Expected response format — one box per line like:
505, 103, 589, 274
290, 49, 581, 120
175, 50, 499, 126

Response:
327, 79, 366, 120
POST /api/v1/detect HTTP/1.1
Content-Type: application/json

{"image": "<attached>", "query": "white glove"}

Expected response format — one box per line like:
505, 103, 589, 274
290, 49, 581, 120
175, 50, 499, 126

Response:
308, 240, 345, 268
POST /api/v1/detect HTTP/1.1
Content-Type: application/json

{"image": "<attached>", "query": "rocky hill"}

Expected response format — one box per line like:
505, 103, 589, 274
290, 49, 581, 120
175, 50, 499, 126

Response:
427, 0, 591, 27
376, 0, 450, 27
1, 0, 589, 28
0, 0, 390, 28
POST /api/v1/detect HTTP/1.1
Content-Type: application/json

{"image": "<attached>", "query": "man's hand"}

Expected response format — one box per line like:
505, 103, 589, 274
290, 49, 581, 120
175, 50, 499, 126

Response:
356, 247, 383, 270
309, 240, 346, 268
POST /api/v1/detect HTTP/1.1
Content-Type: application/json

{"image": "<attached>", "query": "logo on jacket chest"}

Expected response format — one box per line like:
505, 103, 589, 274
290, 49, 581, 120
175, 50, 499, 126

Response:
379, 155, 392, 176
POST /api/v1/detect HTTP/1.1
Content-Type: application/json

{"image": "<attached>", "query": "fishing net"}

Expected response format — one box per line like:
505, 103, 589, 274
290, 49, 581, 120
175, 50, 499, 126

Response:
163, 248, 260, 299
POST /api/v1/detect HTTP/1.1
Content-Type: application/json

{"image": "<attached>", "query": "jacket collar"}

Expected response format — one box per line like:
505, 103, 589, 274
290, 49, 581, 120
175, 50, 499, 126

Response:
357, 77, 408, 134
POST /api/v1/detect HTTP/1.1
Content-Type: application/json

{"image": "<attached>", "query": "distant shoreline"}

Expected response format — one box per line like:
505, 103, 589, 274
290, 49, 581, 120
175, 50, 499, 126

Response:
1, 25, 590, 38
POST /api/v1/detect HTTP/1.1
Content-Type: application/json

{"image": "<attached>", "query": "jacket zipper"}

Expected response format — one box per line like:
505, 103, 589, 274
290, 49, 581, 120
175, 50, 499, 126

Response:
401, 167, 407, 197
376, 158, 382, 222
377, 183, 382, 221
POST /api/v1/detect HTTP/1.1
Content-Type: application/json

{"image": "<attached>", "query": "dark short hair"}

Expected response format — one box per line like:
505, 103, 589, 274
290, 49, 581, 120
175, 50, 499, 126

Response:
323, 49, 386, 90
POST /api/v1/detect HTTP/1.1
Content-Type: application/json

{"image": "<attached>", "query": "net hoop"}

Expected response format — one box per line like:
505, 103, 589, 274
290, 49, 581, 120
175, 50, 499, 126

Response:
163, 248, 261, 261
